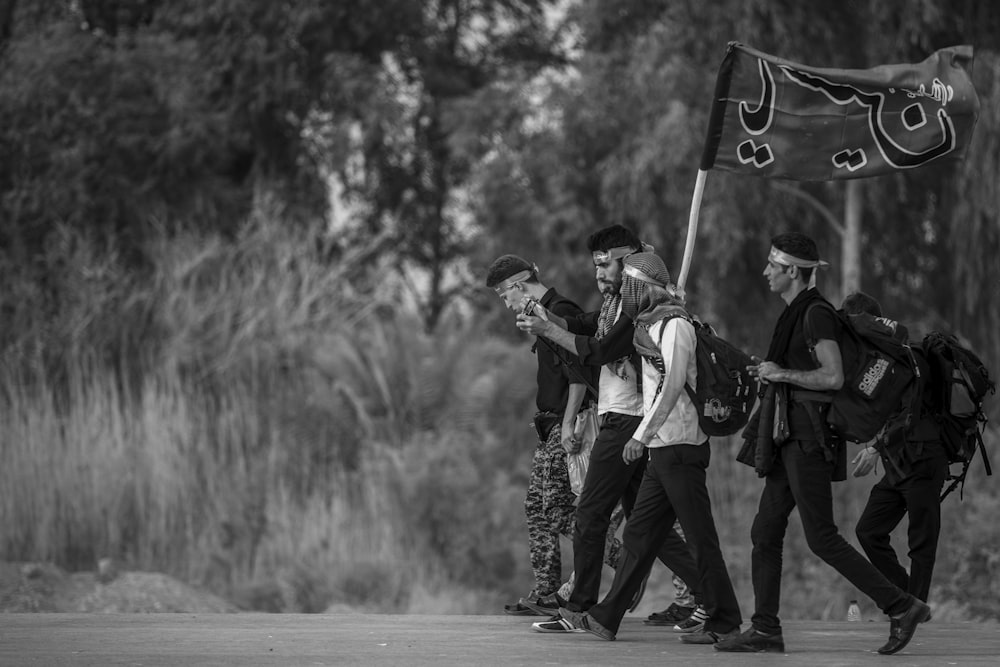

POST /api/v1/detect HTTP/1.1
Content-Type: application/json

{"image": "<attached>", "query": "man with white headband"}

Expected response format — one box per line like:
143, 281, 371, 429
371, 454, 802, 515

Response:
716, 232, 931, 655
485, 254, 594, 617
516, 225, 699, 630
556, 251, 744, 645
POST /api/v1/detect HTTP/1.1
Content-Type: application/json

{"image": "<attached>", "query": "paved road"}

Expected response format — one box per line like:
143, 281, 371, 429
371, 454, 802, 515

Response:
2, 613, 998, 666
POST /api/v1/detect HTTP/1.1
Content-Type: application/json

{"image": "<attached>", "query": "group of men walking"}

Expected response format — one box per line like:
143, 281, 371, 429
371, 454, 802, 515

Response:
485, 227, 943, 655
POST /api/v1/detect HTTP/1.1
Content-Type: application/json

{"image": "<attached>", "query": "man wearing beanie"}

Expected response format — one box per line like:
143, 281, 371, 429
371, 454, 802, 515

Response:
556, 252, 743, 644
516, 226, 698, 628
485, 254, 595, 615
716, 232, 930, 655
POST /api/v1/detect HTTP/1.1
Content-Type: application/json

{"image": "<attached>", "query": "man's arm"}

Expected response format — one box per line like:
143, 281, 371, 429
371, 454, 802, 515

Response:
632, 319, 693, 445
756, 338, 844, 390
517, 312, 635, 366
561, 382, 587, 454
517, 315, 578, 355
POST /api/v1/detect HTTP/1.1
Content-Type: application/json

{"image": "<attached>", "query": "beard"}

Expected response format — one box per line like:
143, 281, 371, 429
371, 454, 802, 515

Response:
597, 276, 622, 296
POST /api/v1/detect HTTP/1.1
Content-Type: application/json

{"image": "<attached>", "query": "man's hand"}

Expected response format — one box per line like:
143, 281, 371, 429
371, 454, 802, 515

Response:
561, 428, 581, 455
851, 445, 880, 477
516, 313, 552, 336
622, 438, 646, 464
755, 360, 784, 384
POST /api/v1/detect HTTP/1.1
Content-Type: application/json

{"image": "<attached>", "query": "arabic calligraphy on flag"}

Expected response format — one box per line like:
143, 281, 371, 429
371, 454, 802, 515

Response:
700, 42, 981, 180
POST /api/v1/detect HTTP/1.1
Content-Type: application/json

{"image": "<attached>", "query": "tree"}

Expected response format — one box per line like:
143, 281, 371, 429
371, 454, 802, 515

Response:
334, 0, 569, 330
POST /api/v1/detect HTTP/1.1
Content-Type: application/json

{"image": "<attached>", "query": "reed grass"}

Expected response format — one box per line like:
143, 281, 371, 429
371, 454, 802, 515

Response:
1, 217, 997, 619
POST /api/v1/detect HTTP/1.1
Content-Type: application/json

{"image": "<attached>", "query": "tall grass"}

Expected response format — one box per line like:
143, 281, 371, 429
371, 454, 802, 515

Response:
1, 217, 998, 618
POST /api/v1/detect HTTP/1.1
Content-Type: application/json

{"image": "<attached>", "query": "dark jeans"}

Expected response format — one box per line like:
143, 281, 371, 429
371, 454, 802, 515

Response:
567, 412, 698, 612
750, 440, 911, 634
588, 443, 742, 634
855, 450, 948, 602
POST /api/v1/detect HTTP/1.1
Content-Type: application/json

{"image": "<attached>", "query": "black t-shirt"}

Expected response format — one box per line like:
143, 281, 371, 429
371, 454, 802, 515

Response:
786, 303, 841, 439
534, 288, 596, 413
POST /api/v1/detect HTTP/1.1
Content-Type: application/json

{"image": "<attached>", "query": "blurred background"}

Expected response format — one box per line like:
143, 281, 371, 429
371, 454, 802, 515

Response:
1, 0, 998, 620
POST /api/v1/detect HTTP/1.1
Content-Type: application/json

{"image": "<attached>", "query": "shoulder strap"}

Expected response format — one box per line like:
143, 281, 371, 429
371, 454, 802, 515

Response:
650, 310, 698, 406
533, 336, 599, 397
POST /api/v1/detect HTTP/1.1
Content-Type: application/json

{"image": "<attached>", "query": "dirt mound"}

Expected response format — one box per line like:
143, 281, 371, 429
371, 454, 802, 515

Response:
0, 561, 236, 613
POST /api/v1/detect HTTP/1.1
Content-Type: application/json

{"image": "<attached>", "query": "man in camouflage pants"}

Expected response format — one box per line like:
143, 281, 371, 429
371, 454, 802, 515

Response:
486, 254, 596, 613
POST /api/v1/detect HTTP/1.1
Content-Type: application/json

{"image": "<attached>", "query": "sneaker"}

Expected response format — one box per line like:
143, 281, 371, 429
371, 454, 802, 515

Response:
532, 616, 583, 633
504, 601, 540, 616
674, 606, 709, 633
878, 598, 931, 655
714, 627, 785, 653
679, 627, 741, 644
520, 591, 567, 617
559, 607, 615, 641
645, 603, 696, 625
510, 590, 549, 617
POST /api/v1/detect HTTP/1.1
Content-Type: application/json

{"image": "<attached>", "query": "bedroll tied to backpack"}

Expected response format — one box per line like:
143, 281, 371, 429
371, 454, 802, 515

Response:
922, 331, 996, 500
805, 303, 919, 444
647, 310, 759, 437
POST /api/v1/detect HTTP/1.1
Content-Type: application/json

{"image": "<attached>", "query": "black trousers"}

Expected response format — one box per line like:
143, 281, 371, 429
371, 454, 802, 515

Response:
855, 450, 948, 602
566, 412, 699, 611
588, 443, 742, 634
750, 440, 911, 634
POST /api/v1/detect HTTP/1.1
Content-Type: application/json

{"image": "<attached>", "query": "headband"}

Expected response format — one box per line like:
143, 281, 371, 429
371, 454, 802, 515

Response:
493, 268, 536, 293
623, 264, 666, 287
591, 242, 655, 265
768, 246, 830, 269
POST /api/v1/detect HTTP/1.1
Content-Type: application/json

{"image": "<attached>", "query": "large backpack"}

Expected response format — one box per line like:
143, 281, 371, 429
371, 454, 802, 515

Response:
644, 309, 758, 437
804, 303, 919, 444
921, 331, 995, 500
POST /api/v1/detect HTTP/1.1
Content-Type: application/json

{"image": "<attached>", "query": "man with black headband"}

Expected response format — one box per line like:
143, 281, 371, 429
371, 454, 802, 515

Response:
485, 255, 594, 616
515, 226, 698, 631
716, 233, 930, 655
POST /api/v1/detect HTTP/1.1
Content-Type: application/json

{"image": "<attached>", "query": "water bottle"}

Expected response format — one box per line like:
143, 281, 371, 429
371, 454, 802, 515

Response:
847, 600, 862, 622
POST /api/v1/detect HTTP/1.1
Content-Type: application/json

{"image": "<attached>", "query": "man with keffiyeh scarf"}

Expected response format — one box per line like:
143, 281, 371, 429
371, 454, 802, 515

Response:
555, 252, 743, 644
716, 233, 931, 656
517, 226, 698, 631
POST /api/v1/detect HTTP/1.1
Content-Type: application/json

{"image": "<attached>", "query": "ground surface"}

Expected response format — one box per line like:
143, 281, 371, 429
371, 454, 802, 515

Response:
2, 613, 1000, 666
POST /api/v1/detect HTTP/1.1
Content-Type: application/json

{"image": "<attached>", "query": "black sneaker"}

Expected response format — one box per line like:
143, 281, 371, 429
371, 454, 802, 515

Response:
531, 616, 584, 633
510, 590, 549, 617
645, 603, 696, 625
714, 627, 785, 653
673, 606, 709, 633
680, 627, 741, 644
520, 591, 567, 617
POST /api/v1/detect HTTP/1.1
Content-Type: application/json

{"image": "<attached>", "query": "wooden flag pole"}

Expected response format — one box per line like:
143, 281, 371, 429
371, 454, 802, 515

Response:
676, 168, 709, 295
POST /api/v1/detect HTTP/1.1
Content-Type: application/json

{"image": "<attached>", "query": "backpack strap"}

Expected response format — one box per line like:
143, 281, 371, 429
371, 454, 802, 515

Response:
647, 309, 698, 405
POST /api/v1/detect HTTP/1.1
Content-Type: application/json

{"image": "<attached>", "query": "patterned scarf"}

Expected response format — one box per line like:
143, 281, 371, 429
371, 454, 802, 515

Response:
595, 293, 621, 340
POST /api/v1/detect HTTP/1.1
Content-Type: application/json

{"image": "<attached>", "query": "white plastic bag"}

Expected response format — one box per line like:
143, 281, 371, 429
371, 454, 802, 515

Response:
567, 405, 600, 495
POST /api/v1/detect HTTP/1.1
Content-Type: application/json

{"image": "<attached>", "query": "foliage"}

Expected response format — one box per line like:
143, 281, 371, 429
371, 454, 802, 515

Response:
2, 0, 1000, 617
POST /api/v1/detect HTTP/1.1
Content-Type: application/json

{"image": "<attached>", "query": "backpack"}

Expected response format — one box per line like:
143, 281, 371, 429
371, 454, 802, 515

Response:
921, 331, 995, 500
804, 303, 919, 444
644, 309, 759, 437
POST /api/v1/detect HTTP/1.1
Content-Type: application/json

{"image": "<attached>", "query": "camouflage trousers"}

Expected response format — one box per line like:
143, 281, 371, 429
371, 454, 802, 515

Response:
525, 423, 577, 595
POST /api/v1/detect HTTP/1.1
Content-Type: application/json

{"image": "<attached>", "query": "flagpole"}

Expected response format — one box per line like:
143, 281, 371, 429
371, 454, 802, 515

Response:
676, 169, 708, 294
677, 42, 737, 297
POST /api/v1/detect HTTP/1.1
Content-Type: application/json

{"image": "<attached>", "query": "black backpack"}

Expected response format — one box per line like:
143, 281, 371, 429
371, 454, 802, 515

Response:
645, 309, 759, 437
921, 331, 995, 500
805, 303, 920, 444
